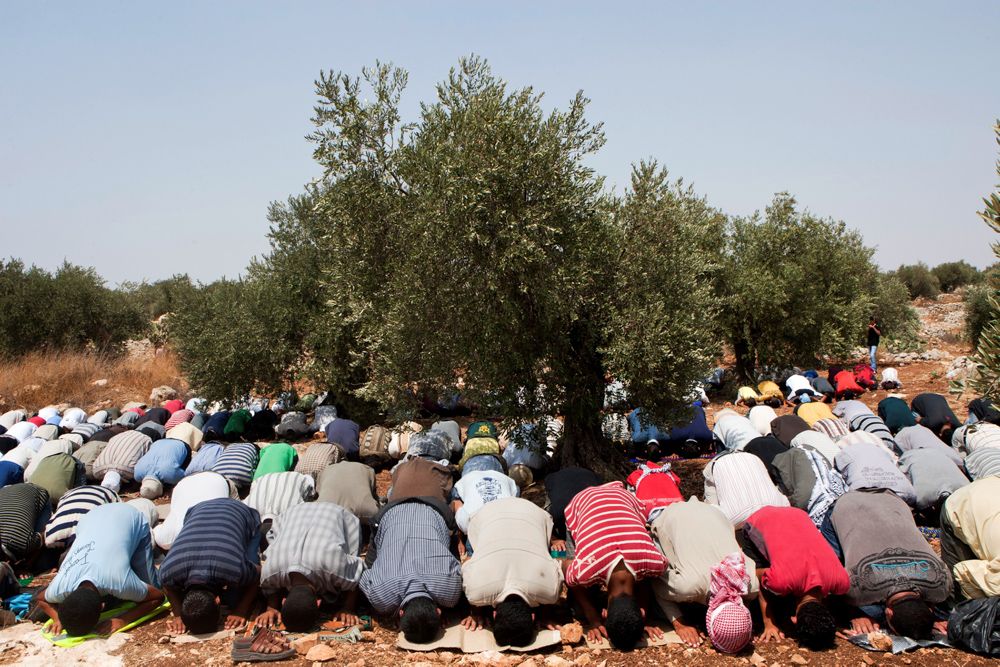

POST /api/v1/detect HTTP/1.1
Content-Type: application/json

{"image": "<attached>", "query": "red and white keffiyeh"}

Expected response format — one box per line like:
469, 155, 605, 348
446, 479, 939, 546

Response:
707, 551, 752, 653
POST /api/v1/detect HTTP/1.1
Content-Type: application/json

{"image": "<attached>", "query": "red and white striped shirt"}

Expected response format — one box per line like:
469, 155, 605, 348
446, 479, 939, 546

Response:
564, 482, 666, 587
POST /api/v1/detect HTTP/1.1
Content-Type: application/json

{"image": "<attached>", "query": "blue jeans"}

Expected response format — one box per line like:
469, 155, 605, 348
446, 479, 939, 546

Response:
869, 346, 877, 373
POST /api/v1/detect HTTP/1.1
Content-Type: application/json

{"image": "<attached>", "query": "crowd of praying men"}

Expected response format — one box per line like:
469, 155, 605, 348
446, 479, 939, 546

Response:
1, 374, 1000, 657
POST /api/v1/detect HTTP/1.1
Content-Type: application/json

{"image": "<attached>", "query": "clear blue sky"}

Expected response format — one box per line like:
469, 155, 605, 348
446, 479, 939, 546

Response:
3, 2, 998, 286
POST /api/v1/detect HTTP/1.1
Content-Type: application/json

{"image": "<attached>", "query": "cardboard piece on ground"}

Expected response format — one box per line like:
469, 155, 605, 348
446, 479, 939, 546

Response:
170, 629, 236, 643
398, 624, 561, 653
585, 626, 681, 650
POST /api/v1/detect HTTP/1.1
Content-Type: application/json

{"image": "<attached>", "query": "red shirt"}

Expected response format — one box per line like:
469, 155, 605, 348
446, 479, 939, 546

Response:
744, 506, 849, 597
626, 463, 683, 516
564, 482, 667, 587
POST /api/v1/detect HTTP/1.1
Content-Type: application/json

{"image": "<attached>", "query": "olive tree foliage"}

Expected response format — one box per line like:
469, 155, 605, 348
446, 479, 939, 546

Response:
301, 57, 719, 473
932, 260, 983, 293
0, 259, 145, 357
894, 262, 941, 299
716, 194, 892, 380
966, 121, 1000, 396
172, 190, 364, 408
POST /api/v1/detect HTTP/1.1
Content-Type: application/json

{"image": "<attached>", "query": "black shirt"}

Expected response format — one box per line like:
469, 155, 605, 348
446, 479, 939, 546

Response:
910, 393, 961, 435
544, 467, 603, 539
867, 323, 881, 347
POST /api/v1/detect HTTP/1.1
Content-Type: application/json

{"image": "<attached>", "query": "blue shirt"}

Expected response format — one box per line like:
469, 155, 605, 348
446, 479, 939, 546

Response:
0, 461, 23, 490
185, 442, 224, 476
325, 419, 360, 458
159, 498, 260, 592
360, 502, 462, 613
45, 503, 158, 603
134, 438, 189, 486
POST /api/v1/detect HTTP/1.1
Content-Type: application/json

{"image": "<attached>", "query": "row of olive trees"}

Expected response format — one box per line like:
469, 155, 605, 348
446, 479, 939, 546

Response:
895, 260, 987, 299
168, 57, 918, 474
0, 259, 147, 357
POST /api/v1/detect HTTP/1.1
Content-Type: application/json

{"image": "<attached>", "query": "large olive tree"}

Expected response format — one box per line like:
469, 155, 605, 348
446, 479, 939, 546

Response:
295, 57, 720, 475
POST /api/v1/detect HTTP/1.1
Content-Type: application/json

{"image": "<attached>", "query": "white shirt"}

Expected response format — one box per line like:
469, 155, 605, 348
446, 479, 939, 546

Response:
454, 471, 519, 533
152, 472, 232, 549
786, 375, 823, 401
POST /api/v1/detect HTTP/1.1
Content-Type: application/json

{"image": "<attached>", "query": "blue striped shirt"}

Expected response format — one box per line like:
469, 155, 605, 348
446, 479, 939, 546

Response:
159, 498, 260, 591
212, 443, 259, 486
360, 502, 462, 613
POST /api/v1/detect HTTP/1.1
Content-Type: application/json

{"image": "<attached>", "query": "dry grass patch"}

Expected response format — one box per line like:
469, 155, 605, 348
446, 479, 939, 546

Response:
0, 349, 186, 414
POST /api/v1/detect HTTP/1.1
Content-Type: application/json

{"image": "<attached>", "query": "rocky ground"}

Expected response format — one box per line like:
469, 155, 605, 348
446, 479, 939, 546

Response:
1, 293, 995, 666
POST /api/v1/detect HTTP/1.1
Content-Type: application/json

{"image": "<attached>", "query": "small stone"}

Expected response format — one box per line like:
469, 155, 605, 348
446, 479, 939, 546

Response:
306, 644, 337, 662
790, 655, 808, 665
749, 653, 765, 666
861, 656, 875, 666
518, 660, 538, 667
410, 663, 435, 667
574, 655, 591, 666
360, 631, 376, 642
562, 646, 573, 655
92, 379, 108, 387
867, 631, 893, 652
149, 385, 179, 405
559, 622, 583, 644
439, 652, 456, 664
776, 645, 790, 653
292, 633, 319, 655
544, 657, 572, 667
157, 635, 170, 644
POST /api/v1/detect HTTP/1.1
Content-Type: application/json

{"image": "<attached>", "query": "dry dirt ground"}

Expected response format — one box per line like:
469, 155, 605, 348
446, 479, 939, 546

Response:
1, 293, 996, 666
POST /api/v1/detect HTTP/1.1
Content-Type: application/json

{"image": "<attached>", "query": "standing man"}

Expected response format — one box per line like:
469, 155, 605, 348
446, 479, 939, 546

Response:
867, 317, 881, 374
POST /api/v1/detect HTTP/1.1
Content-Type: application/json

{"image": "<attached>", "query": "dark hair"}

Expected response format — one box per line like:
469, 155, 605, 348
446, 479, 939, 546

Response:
493, 596, 533, 647
764, 397, 782, 408
888, 597, 934, 639
181, 587, 220, 634
400, 596, 440, 644
361, 454, 386, 470
795, 601, 835, 650
281, 584, 319, 632
842, 390, 856, 401
644, 441, 661, 461
745, 397, 757, 408
606, 593, 644, 652
59, 587, 103, 636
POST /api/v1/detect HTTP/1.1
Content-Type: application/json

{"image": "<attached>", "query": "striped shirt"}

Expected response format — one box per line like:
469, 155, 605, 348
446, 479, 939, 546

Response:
837, 429, 896, 461
0, 483, 49, 560
704, 452, 789, 529
812, 417, 850, 443
965, 448, 1000, 480
260, 502, 363, 596
834, 442, 916, 505
244, 472, 317, 522
953, 423, 1000, 455
212, 442, 259, 486
849, 414, 898, 454
563, 482, 666, 588
44, 485, 120, 548
93, 431, 153, 481
164, 409, 194, 431
159, 498, 260, 592
360, 502, 462, 613
71, 423, 99, 442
